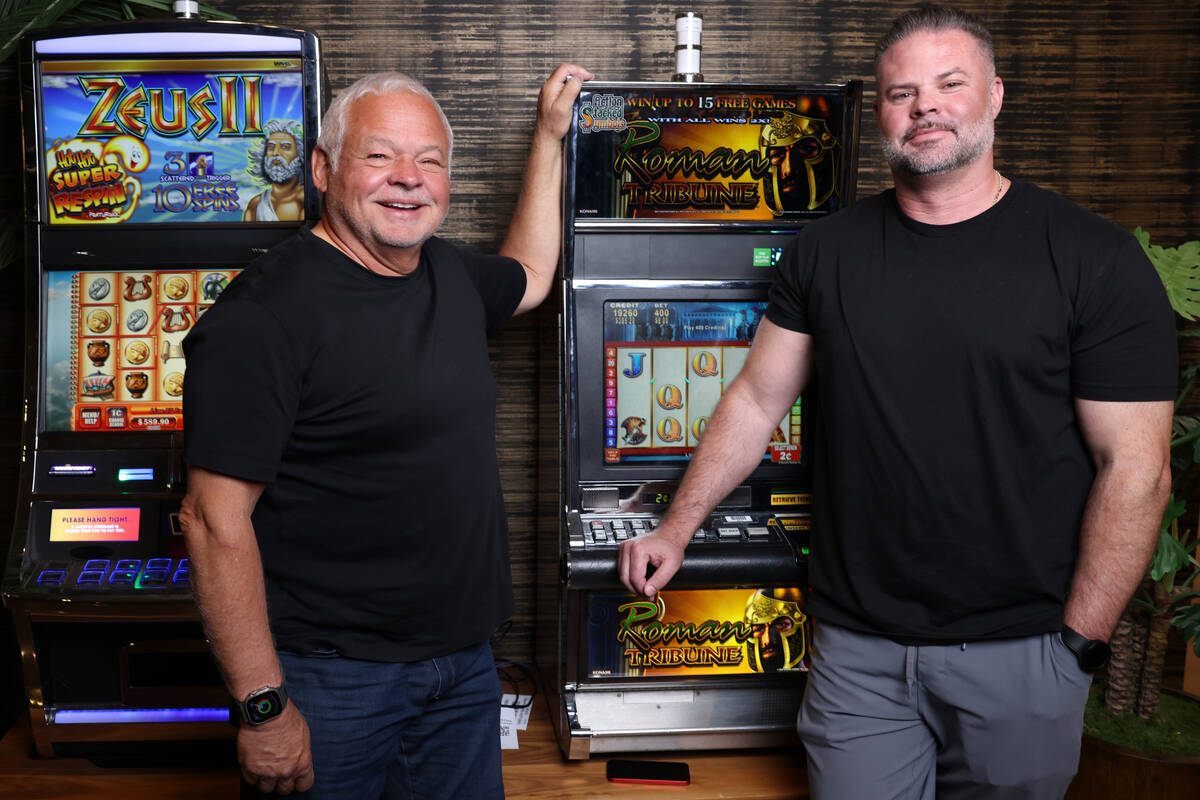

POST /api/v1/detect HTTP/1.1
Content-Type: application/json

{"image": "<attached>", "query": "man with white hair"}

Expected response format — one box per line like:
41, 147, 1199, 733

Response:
181, 63, 593, 798
619, 5, 1175, 798
243, 119, 306, 222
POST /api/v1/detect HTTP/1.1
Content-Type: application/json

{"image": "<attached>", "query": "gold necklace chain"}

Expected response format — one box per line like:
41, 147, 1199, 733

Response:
992, 169, 1005, 206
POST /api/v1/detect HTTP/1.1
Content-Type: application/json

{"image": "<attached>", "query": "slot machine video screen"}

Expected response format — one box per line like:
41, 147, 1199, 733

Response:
42, 267, 238, 432
572, 83, 859, 224
39, 54, 307, 225
602, 300, 802, 465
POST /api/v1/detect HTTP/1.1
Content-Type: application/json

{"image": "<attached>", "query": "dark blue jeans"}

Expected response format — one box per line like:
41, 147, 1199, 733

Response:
242, 640, 504, 799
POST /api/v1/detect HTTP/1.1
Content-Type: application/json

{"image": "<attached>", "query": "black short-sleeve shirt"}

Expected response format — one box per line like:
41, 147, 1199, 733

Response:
766, 181, 1176, 643
183, 229, 526, 661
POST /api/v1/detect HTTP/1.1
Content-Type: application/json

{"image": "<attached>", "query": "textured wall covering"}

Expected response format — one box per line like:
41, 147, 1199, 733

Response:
1, 1, 1197, 669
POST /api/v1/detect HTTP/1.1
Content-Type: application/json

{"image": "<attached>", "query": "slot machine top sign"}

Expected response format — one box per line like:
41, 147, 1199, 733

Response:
40, 51, 306, 225
572, 83, 858, 224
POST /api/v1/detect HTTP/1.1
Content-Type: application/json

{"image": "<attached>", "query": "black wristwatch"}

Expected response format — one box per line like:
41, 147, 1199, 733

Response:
230, 685, 289, 726
1060, 625, 1112, 673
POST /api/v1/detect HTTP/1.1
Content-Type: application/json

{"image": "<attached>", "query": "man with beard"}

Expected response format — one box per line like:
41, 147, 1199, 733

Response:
620, 6, 1175, 798
243, 118, 305, 222
182, 64, 592, 798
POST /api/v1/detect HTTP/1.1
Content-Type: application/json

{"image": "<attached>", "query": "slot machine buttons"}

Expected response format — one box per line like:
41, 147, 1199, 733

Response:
83, 559, 112, 573
36, 569, 66, 586
108, 569, 137, 585
115, 559, 141, 572
630, 519, 646, 531
141, 570, 169, 587
745, 526, 770, 540
716, 526, 742, 541
146, 558, 172, 572
723, 515, 753, 524
76, 571, 105, 586
171, 558, 191, 587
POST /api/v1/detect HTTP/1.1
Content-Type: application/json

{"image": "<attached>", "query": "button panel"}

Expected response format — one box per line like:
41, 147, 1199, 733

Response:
24, 557, 192, 594
577, 512, 808, 549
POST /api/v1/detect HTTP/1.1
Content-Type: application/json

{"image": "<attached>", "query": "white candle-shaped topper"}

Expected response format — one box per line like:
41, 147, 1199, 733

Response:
673, 12, 703, 82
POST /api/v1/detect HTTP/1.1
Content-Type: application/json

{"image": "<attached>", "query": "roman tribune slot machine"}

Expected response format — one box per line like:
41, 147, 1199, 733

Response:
538, 81, 862, 758
3, 16, 322, 757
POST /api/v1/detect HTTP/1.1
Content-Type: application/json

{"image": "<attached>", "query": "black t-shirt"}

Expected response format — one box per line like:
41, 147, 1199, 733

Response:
766, 180, 1176, 643
183, 229, 526, 661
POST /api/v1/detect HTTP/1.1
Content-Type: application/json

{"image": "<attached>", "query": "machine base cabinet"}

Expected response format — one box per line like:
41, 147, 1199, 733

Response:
8, 600, 231, 757
553, 682, 804, 760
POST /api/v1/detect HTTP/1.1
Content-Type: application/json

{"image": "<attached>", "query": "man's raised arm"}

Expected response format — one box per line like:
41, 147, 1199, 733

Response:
501, 62, 594, 315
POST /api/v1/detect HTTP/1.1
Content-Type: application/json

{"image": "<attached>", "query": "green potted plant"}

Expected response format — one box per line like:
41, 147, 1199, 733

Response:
1068, 229, 1200, 799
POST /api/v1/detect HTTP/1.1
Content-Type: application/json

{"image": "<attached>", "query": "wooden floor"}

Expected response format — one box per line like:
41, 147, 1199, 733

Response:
0, 692, 809, 799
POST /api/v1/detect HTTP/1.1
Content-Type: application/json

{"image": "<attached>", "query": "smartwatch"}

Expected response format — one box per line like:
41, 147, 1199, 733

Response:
1060, 625, 1112, 673
230, 685, 289, 726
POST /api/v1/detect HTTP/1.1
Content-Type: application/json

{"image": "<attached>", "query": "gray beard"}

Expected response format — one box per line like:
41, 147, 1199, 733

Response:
881, 115, 994, 176
264, 155, 302, 184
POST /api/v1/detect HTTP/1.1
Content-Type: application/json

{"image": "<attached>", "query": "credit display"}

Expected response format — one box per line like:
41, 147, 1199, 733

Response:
40, 57, 305, 225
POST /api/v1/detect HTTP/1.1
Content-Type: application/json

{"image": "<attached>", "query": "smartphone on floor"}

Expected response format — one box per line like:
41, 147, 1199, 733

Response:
606, 758, 691, 786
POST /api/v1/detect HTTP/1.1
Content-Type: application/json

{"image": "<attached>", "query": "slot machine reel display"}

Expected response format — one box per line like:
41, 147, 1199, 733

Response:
538, 81, 862, 758
4, 17, 322, 757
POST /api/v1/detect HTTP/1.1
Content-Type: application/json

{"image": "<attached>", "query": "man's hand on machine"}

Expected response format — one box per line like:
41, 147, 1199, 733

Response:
534, 62, 595, 142
238, 703, 315, 795
618, 527, 689, 599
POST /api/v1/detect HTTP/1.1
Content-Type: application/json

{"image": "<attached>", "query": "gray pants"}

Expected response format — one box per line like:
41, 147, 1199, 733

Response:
796, 622, 1092, 800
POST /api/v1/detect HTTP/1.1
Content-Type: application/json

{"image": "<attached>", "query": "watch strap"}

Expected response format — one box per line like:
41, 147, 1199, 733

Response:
1060, 624, 1111, 672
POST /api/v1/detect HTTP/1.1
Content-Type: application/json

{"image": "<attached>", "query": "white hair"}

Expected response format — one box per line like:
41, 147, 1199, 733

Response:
316, 72, 454, 172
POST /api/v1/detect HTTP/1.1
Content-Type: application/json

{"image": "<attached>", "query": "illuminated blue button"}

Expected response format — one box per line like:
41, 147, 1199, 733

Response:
178, 558, 189, 570
109, 570, 136, 585
171, 572, 190, 586
76, 570, 104, 584
118, 468, 155, 482
37, 570, 66, 585
83, 559, 111, 572
115, 559, 141, 572
141, 570, 169, 585
146, 558, 172, 571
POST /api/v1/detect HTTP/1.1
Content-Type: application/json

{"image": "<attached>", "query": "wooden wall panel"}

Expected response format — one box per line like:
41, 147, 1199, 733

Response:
1, 1, 1197, 669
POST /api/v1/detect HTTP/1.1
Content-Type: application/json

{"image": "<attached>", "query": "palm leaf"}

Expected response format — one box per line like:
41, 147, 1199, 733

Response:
1136, 227, 1200, 321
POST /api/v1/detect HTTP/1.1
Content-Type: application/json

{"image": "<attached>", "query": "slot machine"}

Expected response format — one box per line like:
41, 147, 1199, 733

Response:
538, 80, 862, 758
3, 11, 323, 757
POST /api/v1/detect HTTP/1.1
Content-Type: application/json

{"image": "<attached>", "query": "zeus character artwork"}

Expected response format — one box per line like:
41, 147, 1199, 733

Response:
242, 119, 306, 222
620, 5, 1175, 799
759, 111, 839, 214
181, 63, 593, 799
743, 588, 807, 673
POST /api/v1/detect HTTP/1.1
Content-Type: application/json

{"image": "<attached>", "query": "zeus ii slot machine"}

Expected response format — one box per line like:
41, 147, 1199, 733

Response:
537, 80, 862, 758
3, 12, 322, 757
